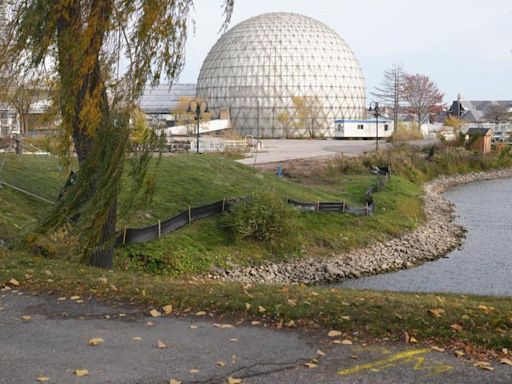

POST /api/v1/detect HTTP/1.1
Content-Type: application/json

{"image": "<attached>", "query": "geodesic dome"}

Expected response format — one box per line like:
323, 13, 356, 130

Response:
197, 12, 366, 138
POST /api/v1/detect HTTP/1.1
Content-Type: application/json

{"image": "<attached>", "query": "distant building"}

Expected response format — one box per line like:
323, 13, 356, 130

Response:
447, 95, 512, 124
139, 83, 196, 127
466, 127, 493, 154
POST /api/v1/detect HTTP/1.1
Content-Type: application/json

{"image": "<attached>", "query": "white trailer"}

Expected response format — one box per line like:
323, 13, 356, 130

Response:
333, 118, 394, 139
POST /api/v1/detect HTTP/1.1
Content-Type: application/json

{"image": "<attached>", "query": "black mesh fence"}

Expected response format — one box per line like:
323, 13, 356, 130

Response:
116, 166, 390, 246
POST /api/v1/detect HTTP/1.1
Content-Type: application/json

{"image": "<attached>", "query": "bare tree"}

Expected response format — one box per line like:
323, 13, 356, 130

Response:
484, 104, 512, 125
402, 74, 444, 130
292, 96, 327, 138
371, 64, 405, 128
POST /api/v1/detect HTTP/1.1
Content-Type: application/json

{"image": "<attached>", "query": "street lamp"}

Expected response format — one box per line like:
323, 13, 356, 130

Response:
187, 100, 209, 154
369, 102, 380, 151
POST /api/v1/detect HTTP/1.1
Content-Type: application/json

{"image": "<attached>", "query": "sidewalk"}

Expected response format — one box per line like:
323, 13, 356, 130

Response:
1, 291, 510, 383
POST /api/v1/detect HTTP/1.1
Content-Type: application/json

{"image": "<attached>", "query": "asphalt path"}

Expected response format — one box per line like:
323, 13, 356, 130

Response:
1, 290, 511, 383
238, 139, 438, 165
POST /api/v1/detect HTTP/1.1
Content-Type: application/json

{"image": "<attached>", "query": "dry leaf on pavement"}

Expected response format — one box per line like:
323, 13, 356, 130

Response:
21, 315, 32, 321
74, 369, 89, 377
328, 330, 342, 337
88, 338, 105, 346
169, 380, 182, 384
149, 309, 161, 318
9, 278, 20, 286
162, 305, 173, 315
195, 311, 206, 316
227, 377, 242, 384
431, 346, 445, 352
157, 340, 168, 349
500, 358, 512, 366
304, 362, 318, 369
36, 377, 50, 382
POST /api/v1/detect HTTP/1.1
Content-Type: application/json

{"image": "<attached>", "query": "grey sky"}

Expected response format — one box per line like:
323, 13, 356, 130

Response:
179, 0, 512, 102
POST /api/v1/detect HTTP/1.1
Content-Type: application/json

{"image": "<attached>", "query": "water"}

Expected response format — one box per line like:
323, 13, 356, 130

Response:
339, 178, 512, 296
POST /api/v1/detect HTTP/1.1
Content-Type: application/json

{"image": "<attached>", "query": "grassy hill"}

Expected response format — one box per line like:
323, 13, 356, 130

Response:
0, 153, 423, 275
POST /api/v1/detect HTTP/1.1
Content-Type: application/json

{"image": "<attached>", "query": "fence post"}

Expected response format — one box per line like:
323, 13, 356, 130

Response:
222, 198, 226, 213
342, 201, 345, 213
316, 201, 320, 212
188, 206, 192, 223
365, 202, 369, 216
158, 220, 161, 238
123, 227, 127, 245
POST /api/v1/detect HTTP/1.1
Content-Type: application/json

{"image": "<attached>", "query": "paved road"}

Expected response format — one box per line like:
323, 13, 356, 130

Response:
238, 139, 437, 165
1, 290, 511, 383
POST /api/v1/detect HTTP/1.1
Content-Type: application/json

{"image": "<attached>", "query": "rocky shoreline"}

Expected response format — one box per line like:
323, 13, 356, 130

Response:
209, 168, 512, 285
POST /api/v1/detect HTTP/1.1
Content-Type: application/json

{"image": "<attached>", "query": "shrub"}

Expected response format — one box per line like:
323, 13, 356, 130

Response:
221, 191, 302, 253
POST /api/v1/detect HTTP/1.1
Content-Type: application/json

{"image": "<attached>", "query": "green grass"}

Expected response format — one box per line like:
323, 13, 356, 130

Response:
0, 153, 423, 275
2, 250, 511, 356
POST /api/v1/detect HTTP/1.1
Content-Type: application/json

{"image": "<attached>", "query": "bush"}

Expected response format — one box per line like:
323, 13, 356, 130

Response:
221, 191, 302, 253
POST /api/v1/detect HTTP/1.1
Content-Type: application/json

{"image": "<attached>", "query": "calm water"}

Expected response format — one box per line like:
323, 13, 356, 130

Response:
339, 178, 512, 296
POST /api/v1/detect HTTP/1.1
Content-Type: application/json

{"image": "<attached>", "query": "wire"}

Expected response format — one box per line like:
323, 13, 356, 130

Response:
0, 179, 55, 205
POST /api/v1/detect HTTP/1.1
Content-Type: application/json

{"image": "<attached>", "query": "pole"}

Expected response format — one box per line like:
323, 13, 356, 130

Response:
196, 106, 200, 154
376, 114, 379, 151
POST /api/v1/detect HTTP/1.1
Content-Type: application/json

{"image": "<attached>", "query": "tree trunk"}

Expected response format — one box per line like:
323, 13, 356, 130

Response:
56, 0, 117, 269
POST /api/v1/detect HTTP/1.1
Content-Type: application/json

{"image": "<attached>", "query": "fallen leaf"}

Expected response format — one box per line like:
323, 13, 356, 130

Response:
70, 296, 80, 301
157, 340, 168, 349
287, 299, 297, 307
431, 346, 445, 352
304, 362, 318, 369
286, 320, 296, 328
409, 337, 418, 344
88, 338, 105, 346
189, 325, 198, 329
478, 305, 493, 314
36, 377, 50, 382
502, 348, 509, 355
340, 316, 351, 321
21, 315, 32, 321
311, 291, 319, 296
149, 309, 161, 318
328, 330, 342, 337
74, 369, 89, 377
190, 368, 199, 374
146, 321, 155, 326
169, 380, 182, 384
214, 323, 234, 329
162, 305, 173, 315
245, 303, 251, 310
454, 350, 465, 358
9, 278, 20, 286
227, 377, 242, 384
217, 361, 226, 367
97, 277, 108, 284
251, 321, 261, 326
500, 358, 512, 366
229, 338, 238, 342
427, 308, 445, 318
317, 349, 326, 357
258, 306, 266, 313
44, 270, 53, 277
450, 323, 463, 332
341, 339, 353, 345
474, 361, 494, 371
132, 337, 142, 341
195, 311, 206, 316
57, 297, 66, 301
232, 354, 237, 363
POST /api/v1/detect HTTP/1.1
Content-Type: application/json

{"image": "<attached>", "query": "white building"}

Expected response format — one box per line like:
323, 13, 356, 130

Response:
334, 118, 394, 139
197, 12, 366, 138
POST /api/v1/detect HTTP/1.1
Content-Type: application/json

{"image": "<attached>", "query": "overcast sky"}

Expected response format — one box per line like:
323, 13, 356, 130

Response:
178, 0, 512, 102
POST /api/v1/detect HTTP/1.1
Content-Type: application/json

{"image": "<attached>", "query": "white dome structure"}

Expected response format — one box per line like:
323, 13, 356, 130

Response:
197, 12, 366, 138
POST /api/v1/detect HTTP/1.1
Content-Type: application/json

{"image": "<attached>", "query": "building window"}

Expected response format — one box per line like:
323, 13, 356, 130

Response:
357, 124, 364, 130
384, 124, 389, 131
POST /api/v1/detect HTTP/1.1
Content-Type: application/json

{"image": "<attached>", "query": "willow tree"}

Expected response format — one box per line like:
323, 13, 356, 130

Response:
1, 0, 234, 268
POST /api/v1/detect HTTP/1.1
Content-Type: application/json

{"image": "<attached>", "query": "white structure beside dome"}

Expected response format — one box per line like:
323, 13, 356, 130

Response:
197, 12, 366, 138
